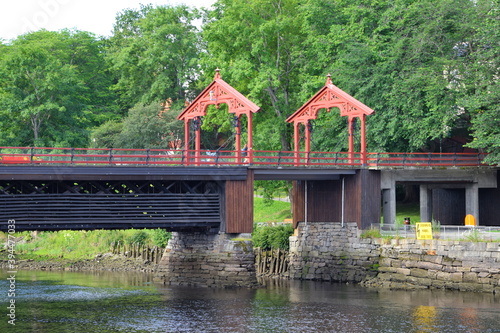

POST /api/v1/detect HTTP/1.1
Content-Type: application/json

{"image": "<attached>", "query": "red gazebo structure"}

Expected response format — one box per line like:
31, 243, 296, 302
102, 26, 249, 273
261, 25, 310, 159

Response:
286, 75, 375, 165
177, 69, 261, 165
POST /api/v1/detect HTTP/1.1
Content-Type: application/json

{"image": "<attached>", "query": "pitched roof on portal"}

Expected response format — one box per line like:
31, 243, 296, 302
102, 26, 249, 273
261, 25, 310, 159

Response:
286, 75, 374, 124
178, 70, 260, 120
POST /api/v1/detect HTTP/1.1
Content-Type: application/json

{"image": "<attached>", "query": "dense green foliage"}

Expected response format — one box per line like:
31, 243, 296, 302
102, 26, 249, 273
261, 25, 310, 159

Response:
252, 224, 294, 250
0, 0, 498, 163
108, 4, 201, 109
0, 30, 119, 147
1, 229, 171, 260
91, 101, 184, 149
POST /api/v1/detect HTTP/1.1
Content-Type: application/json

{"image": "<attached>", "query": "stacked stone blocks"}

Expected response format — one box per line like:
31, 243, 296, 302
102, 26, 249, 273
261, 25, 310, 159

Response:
289, 222, 500, 293
366, 238, 500, 293
288, 222, 380, 283
156, 232, 257, 288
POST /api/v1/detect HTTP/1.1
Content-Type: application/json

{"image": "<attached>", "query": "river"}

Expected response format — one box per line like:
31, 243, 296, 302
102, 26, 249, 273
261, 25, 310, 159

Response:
1, 270, 499, 332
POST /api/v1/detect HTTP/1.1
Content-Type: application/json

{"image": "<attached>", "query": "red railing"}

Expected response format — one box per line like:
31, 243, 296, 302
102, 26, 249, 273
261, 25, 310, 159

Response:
0, 147, 489, 168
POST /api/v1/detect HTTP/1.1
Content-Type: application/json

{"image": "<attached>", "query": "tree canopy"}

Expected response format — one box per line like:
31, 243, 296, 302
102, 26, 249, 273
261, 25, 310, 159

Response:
0, 0, 498, 164
107, 4, 201, 109
0, 30, 118, 147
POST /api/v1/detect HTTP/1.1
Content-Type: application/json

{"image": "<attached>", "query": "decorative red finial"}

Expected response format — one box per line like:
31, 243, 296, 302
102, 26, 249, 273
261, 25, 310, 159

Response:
326, 73, 332, 86
214, 68, 221, 80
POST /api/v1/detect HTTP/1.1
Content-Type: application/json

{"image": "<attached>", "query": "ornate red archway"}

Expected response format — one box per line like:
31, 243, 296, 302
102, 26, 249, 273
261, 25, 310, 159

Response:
177, 69, 261, 165
286, 75, 374, 165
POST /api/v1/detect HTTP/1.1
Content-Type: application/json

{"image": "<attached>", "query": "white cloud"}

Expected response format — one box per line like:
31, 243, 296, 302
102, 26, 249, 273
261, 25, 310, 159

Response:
0, 0, 215, 41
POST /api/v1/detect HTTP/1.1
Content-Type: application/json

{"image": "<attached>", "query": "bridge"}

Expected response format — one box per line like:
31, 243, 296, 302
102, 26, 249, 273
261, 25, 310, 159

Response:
1, 70, 498, 288
0, 148, 496, 232
0, 69, 497, 233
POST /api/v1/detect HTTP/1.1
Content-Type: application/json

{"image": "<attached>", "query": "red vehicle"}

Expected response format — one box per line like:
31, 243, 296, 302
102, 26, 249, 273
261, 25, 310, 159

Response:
0, 155, 33, 164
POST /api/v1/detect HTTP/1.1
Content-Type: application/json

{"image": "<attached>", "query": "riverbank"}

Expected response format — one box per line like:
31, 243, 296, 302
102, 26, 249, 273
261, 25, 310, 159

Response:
0, 252, 158, 273
3, 224, 500, 293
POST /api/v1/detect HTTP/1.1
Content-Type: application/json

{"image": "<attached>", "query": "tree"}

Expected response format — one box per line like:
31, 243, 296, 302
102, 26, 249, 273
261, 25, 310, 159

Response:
203, 0, 308, 151
460, 0, 500, 164
108, 4, 201, 109
104, 101, 184, 149
0, 30, 119, 147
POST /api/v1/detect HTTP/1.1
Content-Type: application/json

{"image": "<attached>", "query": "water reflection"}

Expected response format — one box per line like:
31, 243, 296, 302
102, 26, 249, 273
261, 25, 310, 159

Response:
413, 306, 437, 333
0, 271, 499, 332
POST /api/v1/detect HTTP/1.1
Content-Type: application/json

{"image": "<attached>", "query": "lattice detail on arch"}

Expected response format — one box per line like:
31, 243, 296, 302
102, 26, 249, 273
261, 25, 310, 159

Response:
178, 69, 260, 120
287, 75, 374, 125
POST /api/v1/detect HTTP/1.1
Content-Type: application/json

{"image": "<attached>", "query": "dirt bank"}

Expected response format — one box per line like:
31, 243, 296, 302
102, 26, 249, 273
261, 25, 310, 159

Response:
0, 253, 158, 273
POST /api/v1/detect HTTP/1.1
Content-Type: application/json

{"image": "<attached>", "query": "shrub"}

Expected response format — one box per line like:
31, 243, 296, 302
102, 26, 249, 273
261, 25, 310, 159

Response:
126, 230, 149, 245
253, 224, 293, 250
151, 229, 171, 248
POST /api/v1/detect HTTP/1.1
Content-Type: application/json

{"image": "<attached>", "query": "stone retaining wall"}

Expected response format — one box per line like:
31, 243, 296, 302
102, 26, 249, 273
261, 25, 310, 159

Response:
288, 222, 500, 293
363, 238, 500, 293
155, 232, 258, 288
288, 222, 380, 282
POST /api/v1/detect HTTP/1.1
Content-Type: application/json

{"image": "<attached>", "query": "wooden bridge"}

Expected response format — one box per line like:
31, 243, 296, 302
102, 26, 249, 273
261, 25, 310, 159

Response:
0, 70, 497, 232
0, 157, 496, 233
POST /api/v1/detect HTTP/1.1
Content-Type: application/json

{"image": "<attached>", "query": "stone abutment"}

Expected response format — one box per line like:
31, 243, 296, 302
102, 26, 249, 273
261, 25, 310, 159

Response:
287, 222, 379, 282
156, 224, 500, 293
155, 231, 258, 288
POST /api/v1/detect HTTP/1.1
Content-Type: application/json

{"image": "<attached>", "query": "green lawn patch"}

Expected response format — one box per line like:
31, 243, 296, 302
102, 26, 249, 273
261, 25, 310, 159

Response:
254, 197, 292, 222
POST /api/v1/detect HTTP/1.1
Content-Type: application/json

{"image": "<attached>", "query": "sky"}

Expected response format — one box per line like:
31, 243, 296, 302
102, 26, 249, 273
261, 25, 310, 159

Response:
0, 0, 215, 41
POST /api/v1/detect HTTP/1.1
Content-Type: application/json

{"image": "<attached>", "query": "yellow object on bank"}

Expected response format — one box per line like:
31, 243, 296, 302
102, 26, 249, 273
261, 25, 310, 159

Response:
465, 214, 476, 226
416, 222, 433, 240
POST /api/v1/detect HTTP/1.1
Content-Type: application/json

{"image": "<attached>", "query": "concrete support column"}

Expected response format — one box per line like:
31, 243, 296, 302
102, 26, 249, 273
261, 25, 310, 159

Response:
419, 185, 433, 222
466, 183, 479, 225
383, 186, 396, 224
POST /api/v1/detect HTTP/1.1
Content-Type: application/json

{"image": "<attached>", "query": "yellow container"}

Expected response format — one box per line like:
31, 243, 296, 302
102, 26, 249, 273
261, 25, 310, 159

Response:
465, 214, 476, 226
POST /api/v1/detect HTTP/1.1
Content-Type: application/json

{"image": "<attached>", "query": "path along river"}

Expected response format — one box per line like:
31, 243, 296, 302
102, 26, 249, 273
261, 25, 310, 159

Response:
1, 270, 499, 332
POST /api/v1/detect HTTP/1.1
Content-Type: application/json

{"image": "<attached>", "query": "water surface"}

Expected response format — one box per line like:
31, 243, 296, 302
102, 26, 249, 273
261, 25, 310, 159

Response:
1, 270, 499, 332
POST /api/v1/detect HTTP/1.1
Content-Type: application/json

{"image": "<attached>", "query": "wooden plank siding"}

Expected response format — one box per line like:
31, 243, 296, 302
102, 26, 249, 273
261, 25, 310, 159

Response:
0, 193, 221, 231
225, 169, 254, 233
343, 170, 381, 229
307, 180, 343, 222
358, 169, 381, 229
292, 170, 381, 229
292, 180, 305, 228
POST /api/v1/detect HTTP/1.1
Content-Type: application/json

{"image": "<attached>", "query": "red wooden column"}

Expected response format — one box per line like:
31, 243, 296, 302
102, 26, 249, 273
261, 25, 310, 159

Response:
294, 122, 300, 166
348, 117, 355, 163
360, 114, 367, 165
247, 112, 253, 164
235, 115, 242, 164
305, 121, 312, 165
183, 119, 190, 165
194, 117, 201, 166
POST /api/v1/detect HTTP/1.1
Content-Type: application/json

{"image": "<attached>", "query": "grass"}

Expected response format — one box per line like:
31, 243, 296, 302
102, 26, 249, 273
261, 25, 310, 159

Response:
254, 197, 292, 222
395, 202, 420, 225
380, 201, 420, 225
360, 228, 382, 239
0, 229, 170, 261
